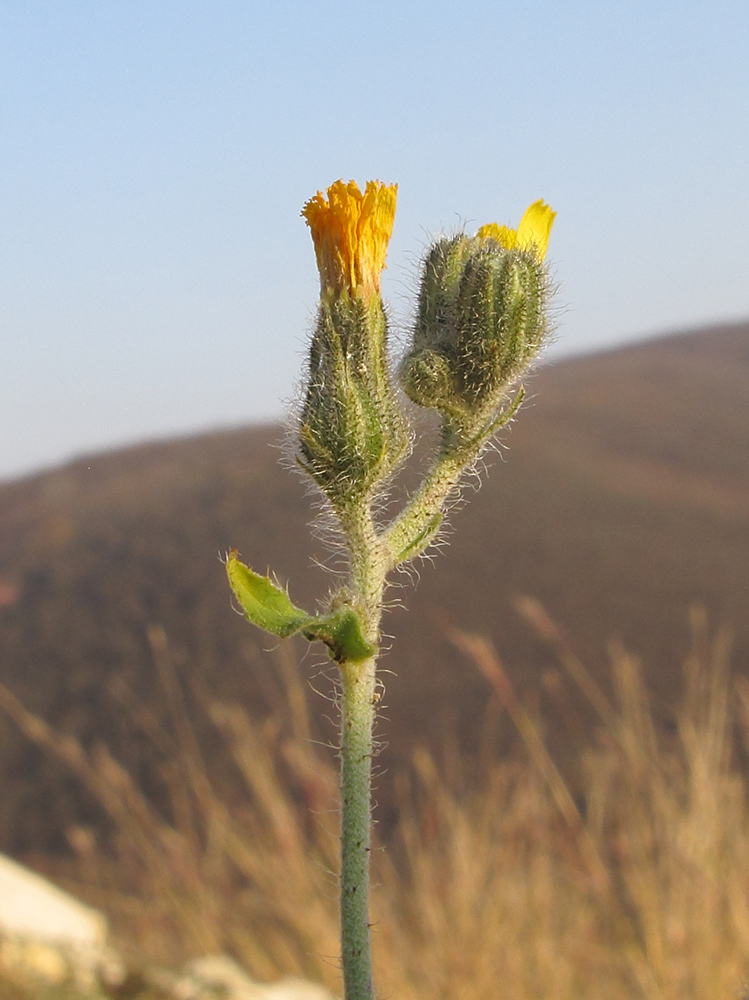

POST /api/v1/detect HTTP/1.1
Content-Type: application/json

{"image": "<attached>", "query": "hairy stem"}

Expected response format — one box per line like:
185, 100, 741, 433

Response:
382, 393, 525, 569
338, 500, 386, 1000
383, 449, 466, 568
341, 502, 387, 625
339, 655, 377, 1000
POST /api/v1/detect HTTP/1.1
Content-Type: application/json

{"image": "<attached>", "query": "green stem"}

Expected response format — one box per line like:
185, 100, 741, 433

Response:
337, 499, 385, 1000
340, 502, 387, 625
339, 655, 377, 1000
383, 449, 465, 568
382, 392, 525, 569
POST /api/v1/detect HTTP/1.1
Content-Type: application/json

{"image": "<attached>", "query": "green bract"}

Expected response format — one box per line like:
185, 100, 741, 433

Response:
298, 292, 408, 512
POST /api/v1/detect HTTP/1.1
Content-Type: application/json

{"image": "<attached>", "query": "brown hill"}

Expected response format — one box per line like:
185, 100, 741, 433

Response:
0, 320, 748, 854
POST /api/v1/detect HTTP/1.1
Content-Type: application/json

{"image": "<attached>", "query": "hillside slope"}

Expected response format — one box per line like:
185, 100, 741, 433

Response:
0, 321, 747, 852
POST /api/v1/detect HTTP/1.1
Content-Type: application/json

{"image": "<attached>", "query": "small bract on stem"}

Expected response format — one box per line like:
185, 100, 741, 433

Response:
227, 180, 556, 1000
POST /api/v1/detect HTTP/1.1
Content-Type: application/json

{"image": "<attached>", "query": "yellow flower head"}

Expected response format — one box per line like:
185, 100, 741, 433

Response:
302, 179, 398, 298
477, 199, 556, 260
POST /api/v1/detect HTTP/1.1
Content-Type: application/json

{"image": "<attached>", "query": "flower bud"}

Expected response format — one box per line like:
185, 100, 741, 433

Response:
401, 200, 555, 453
298, 181, 408, 510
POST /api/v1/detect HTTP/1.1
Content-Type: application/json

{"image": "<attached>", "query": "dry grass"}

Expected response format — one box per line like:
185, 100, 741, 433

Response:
2, 607, 749, 999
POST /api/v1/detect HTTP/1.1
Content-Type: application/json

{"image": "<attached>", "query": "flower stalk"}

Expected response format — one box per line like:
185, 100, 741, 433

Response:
339, 653, 377, 999
227, 181, 556, 1000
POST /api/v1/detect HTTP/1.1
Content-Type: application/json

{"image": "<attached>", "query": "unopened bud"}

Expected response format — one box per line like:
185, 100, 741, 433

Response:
298, 181, 408, 510
401, 200, 555, 453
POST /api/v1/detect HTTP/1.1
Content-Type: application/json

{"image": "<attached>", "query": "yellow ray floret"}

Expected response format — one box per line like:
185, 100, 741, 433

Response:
302, 179, 398, 298
477, 199, 556, 260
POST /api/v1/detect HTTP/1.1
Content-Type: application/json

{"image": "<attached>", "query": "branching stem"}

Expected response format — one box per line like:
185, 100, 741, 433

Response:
233, 181, 554, 1000
383, 450, 466, 569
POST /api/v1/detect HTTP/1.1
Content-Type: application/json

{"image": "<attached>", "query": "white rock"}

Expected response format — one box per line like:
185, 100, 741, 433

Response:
265, 979, 335, 1000
177, 955, 335, 1000
0, 852, 117, 988
0, 853, 107, 947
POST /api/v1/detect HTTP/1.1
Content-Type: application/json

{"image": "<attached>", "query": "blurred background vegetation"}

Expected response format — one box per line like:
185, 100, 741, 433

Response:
0, 322, 748, 997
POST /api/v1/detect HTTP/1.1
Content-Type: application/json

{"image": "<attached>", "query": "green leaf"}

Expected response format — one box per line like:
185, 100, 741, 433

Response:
303, 607, 377, 664
226, 551, 312, 638
226, 551, 376, 663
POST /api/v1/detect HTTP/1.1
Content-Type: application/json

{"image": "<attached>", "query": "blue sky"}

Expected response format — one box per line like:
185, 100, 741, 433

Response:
2, 0, 748, 480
